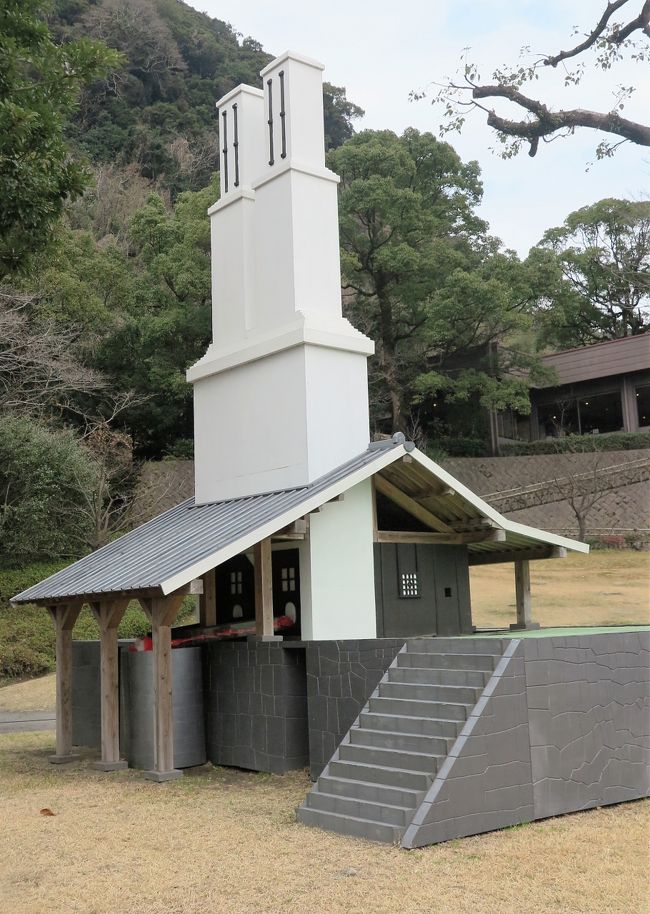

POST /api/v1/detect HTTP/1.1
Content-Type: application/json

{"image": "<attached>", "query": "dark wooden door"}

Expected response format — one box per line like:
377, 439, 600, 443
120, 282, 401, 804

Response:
272, 548, 301, 633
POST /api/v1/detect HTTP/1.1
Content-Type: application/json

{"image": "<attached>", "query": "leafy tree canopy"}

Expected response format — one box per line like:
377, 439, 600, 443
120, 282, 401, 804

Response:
46, 0, 363, 195
530, 198, 650, 347
330, 129, 545, 448
0, 0, 120, 276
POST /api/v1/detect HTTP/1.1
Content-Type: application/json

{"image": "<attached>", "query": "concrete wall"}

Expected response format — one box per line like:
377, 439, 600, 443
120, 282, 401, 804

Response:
121, 647, 206, 770
402, 631, 650, 848
305, 639, 405, 779
203, 640, 309, 774
71, 642, 205, 770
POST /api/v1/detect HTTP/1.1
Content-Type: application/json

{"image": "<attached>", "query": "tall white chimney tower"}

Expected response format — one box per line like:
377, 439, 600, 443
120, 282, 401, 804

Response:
188, 51, 374, 503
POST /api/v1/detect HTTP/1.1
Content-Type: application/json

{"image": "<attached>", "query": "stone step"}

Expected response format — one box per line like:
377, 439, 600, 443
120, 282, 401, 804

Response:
305, 789, 410, 826
397, 652, 497, 671
358, 711, 461, 739
407, 638, 503, 655
379, 680, 481, 704
297, 805, 401, 844
350, 726, 451, 756
329, 759, 432, 791
317, 774, 424, 809
339, 742, 442, 774
368, 695, 469, 721
388, 666, 489, 688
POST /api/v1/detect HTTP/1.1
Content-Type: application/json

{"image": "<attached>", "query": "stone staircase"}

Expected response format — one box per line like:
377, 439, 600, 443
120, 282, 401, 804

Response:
297, 638, 504, 843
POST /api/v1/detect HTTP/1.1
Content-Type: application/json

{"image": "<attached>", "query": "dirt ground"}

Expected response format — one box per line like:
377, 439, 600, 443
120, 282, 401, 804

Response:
0, 732, 648, 914
471, 549, 649, 629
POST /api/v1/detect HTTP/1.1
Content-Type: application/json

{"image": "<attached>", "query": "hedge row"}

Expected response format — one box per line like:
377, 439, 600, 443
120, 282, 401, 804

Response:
0, 564, 197, 681
500, 431, 650, 456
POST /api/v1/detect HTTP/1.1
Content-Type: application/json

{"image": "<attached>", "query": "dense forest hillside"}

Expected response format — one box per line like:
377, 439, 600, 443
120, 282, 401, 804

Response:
48, 0, 363, 194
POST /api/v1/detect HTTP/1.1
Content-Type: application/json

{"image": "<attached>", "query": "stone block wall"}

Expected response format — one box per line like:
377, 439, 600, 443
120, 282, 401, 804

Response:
305, 639, 405, 779
203, 641, 309, 774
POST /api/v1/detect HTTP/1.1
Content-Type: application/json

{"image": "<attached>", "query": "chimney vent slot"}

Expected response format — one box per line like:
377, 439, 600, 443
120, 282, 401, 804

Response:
267, 78, 274, 166
279, 70, 287, 159
232, 103, 240, 187
221, 109, 229, 192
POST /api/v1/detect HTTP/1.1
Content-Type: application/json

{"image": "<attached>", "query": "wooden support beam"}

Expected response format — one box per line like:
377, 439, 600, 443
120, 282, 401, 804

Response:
47, 603, 82, 764
254, 538, 274, 637
375, 528, 506, 545
199, 569, 217, 627
90, 599, 129, 771
511, 560, 539, 631
468, 546, 568, 566
138, 593, 186, 781
374, 474, 454, 534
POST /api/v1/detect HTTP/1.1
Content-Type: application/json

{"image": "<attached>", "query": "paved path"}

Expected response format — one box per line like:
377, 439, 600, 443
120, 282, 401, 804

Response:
0, 710, 55, 734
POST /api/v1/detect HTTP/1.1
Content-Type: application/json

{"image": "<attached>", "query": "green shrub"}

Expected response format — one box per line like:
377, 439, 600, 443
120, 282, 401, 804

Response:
0, 563, 199, 681
500, 431, 650, 456
0, 417, 98, 562
435, 436, 490, 458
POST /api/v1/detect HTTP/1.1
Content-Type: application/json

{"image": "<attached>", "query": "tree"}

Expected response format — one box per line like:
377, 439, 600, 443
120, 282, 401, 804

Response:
0, 416, 98, 561
530, 198, 650, 347
323, 83, 364, 149
0, 0, 121, 276
424, 1, 650, 159
0, 289, 106, 415
329, 129, 545, 445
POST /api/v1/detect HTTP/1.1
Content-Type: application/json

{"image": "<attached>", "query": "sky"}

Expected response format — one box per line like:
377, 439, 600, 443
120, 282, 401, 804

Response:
190, 0, 648, 257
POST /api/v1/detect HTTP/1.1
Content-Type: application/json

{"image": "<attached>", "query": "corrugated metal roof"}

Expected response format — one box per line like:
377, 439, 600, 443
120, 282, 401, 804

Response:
12, 440, 402, 604
13, 436, 587, 606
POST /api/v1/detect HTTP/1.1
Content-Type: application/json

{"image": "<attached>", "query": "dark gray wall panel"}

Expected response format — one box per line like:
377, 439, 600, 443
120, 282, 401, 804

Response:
203, 641, 309, 774
71, 641, 101, 749
306, 639, 405, 779
524, 631, 650, 817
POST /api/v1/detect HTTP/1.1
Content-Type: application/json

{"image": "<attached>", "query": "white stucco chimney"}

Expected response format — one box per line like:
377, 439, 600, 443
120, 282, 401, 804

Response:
188, 51, 374, 504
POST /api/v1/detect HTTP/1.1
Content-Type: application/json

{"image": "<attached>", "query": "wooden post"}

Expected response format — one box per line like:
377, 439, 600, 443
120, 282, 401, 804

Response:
47, 603, 82, 763
199, 569, 217, 628
138, 594, 185, 781
510, 560, 540, 631
254, 538, 274, 637
91, 599, 129, 771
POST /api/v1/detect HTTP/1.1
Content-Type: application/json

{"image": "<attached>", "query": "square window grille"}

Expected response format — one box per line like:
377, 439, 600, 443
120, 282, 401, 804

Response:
400, 572, 419, 599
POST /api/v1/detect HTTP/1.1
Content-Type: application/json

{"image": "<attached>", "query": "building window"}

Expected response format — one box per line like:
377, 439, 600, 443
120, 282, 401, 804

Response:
578, 391, 623, 434
281, 567, 296, 593
230, 570, 243, 595
637, 385, 650, 428
399, 572, 419, 599
537, 391, 624, 437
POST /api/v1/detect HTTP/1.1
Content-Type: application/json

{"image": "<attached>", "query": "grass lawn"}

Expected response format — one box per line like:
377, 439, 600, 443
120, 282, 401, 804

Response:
0, 732, 648, 914
471, 549, 650, 629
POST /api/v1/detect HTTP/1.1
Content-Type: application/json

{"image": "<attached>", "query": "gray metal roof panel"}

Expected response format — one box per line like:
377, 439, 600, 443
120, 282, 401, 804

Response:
13, 440, 401, 604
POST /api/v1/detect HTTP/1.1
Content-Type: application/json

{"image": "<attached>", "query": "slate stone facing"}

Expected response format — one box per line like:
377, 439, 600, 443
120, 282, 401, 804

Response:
401, 631, 650, 849
203, 641, 309, 774
402, 639, 534, 848
524, 631, 650, 817
305, 639, 405, 779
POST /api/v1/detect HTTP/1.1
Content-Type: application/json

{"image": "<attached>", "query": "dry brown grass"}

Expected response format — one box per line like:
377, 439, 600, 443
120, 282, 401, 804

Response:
471, 549, 650, 629
0, 673, 56, 712
0, 732, 648, 914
